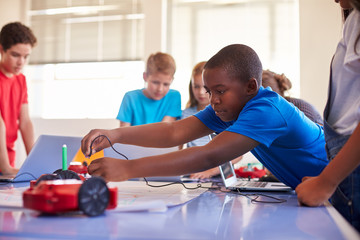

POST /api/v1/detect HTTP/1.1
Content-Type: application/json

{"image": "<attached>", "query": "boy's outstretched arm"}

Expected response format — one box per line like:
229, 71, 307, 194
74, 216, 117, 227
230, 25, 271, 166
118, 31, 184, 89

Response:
81, 116, 211, 157
87, 130, 259, 182
296, 123, 360, 206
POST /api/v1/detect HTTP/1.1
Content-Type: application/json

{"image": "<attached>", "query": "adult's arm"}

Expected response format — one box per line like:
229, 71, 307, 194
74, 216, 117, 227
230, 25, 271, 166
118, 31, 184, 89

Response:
296, 123, 360, 206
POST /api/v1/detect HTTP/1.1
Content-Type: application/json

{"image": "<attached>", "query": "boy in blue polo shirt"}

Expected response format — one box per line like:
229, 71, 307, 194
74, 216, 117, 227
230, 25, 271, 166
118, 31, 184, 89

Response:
82, 44, 328, 189
117, 52, 181, 127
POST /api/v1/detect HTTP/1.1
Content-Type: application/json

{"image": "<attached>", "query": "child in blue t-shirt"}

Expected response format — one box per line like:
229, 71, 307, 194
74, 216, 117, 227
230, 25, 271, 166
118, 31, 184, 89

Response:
81, 44, 328, 190
181, 61, 242, 179
116, 52, 181, 126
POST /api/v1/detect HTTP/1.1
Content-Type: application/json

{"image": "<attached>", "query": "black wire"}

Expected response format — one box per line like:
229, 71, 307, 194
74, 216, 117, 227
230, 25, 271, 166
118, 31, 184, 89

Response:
90, 135, 129, 160
89, 135, 214, 190
235, 189, 287, 204
0, 172, 37, 185
13, 172, 37, 181
211, 185, 287, 204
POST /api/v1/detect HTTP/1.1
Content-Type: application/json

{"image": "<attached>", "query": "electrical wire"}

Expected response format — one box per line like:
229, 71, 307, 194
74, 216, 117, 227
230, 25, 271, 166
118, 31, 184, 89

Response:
88, 134, 287, 203
0, 172, 37, 185
89, 135, 213, 190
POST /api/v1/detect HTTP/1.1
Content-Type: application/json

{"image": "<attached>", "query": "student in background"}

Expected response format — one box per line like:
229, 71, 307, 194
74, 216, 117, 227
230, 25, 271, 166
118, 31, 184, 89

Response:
296, 0, 360, 231
0, 22, 37, 175
262, 69, 323, 125
81, 44, 328, 191
181, 61, 241, 179
181, 61, 209, 147
116, 52, 181, 127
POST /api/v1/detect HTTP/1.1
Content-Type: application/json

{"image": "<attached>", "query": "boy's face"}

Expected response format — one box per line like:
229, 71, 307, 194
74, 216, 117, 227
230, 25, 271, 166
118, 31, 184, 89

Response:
203, 67, 252, 122
0, 43, 32, 77
143, 72, 173, 100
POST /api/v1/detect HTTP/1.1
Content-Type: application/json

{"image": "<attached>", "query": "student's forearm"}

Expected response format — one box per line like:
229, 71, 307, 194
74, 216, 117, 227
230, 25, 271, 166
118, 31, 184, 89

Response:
0, 117, 11, 171
161, 116, 176, 123
110, 122, 176, 147
112, 119, 208, 148
127, 146, 219, 179
19, 120, 34, 155
89, 145, 215, 181
119, 121, 130, 128
83, 117, 211, 158
19, 105, 35, 154
127, 132, 257, 178
318, 123, 360, 187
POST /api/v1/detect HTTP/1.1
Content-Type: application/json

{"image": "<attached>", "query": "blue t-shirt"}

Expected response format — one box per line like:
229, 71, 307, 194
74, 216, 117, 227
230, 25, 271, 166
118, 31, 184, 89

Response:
117, 89, 182, 126
195, 86, 328, 189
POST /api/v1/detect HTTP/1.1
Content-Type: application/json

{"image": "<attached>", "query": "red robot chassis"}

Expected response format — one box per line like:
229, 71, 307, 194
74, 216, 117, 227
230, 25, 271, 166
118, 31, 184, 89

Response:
23, 175, 117, 217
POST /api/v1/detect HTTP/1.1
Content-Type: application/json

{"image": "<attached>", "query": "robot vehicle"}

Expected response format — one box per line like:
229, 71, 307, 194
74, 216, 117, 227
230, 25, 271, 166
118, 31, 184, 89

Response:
23, 169, 117, 217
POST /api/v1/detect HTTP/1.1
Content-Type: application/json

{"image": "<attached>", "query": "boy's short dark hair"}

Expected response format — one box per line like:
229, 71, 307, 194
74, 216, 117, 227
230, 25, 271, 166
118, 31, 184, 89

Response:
146, 52, 176, 76
205, 44, 262, 86
0, 22, 37, 51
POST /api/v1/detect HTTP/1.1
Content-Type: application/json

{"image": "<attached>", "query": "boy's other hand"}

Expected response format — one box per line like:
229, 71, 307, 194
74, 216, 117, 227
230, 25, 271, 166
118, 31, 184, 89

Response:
87, 157, 129, 182
295, 176, 336, 207
81, 129, 112, 158
190, 168, 219, 179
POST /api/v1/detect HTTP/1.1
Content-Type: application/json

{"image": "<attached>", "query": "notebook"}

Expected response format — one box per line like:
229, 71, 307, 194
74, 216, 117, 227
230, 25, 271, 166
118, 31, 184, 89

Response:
219, 161, 292, 191
0, 135, 81, 182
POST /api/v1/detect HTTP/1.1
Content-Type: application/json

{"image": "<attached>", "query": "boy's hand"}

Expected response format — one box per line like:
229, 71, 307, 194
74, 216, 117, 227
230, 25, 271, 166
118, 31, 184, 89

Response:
295, 176, 336, 207
87, 157, 129, 182
81, 129, 112, 158
190, 168, 219, 179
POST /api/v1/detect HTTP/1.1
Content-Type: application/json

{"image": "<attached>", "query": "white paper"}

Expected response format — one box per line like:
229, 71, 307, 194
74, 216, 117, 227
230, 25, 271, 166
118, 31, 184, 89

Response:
108, 181, 211, 212
0, 181, 211, 213
0, 186, 27, 208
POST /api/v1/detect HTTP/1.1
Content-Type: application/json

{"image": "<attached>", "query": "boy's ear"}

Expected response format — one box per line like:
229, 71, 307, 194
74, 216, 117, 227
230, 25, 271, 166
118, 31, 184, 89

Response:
143, 72, 148, 82
247, 78, 259, 95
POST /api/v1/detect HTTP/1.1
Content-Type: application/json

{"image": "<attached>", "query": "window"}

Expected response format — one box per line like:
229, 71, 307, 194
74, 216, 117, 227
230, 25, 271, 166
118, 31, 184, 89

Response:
168, 0, 300, 105
30, 0, 144, 63
26, 0, 299, 119
27, 0, 145, 119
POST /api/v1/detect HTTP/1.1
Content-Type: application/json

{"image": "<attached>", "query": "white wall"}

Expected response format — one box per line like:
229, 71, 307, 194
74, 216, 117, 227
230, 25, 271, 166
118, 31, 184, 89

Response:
299, 0, 342, 113
143, 0, 168, 58
31, 118, 118, 139
0, 0, 29, 27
